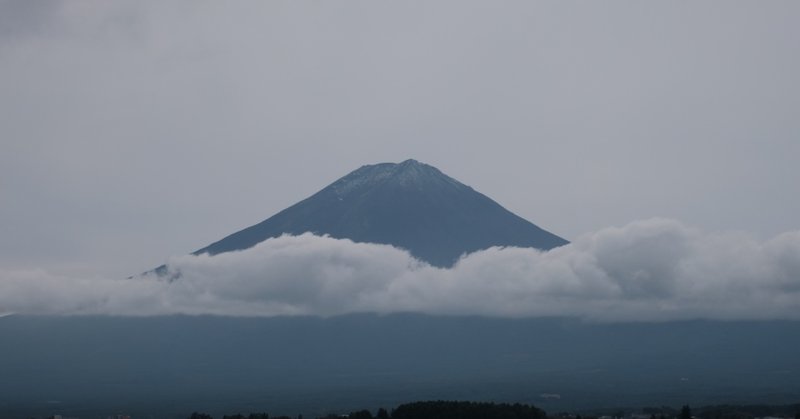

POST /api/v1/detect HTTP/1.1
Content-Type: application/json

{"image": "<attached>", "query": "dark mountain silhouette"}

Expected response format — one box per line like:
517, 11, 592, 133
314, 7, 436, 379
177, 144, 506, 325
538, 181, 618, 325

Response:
188, 159, 567, 268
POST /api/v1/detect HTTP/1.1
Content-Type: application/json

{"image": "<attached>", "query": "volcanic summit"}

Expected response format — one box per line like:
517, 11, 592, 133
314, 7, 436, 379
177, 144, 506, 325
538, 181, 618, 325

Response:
186, 159, 567, 268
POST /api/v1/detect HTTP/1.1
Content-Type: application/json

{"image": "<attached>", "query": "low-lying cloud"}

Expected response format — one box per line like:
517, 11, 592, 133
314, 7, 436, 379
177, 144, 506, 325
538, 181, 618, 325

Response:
2, 218, 799, 321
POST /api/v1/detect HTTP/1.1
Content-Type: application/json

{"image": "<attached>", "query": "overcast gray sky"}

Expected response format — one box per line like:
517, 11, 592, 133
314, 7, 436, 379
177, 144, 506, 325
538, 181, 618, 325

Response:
2, 1, 799, 278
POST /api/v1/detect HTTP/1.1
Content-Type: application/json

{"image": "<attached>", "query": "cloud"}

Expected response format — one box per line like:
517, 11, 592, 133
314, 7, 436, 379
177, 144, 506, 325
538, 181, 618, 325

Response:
1, 218, 799, 321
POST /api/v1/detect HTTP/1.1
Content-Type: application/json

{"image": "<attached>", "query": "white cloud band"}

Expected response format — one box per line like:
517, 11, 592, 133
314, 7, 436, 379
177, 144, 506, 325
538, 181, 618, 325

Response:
2, 218, 799, 321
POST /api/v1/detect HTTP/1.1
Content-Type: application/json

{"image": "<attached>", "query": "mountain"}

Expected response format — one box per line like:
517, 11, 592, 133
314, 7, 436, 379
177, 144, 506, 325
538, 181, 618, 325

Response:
188, 159, 567, 268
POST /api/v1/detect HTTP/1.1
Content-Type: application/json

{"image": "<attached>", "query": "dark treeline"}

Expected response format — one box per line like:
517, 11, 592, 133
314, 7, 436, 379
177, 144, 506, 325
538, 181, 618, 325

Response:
692, 404, 800, 419
189, 401, 546, 419
186, 401, 800, 419
634, 404, 800, 419
393, 401, 546, 419
572, 404, 800, 419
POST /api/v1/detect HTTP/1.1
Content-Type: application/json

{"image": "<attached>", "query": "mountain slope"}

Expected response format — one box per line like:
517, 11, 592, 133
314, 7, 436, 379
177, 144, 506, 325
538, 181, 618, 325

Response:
191, 159, 567, 267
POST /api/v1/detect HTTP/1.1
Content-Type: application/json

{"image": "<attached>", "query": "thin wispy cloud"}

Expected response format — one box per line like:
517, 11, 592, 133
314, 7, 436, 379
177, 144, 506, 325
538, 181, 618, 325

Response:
2, 218, 798, 321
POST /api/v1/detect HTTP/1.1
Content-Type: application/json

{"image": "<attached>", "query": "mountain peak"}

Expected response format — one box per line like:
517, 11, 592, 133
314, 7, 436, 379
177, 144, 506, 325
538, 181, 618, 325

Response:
186, 160, 567, 268
399, 158, 420, 165
329, 159, 465, 198
351, 158, 434, 175
396, 158, 430, 170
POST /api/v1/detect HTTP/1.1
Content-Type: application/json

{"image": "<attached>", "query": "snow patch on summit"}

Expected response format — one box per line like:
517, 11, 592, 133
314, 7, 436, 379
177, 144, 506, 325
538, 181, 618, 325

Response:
329, 163, 397, 197
329, 159, 466, 197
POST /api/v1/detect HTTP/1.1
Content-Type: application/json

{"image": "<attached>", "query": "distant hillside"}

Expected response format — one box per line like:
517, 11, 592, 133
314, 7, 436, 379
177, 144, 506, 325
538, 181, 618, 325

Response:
1, 315, 799, 418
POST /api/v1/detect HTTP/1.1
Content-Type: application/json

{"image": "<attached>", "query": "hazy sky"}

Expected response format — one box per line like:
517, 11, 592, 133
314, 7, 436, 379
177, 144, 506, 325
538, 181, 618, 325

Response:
2, 1, 799, 278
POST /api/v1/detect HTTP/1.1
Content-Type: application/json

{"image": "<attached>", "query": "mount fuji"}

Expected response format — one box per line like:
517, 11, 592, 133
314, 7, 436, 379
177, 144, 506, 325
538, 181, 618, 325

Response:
183, 159, 567, 269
